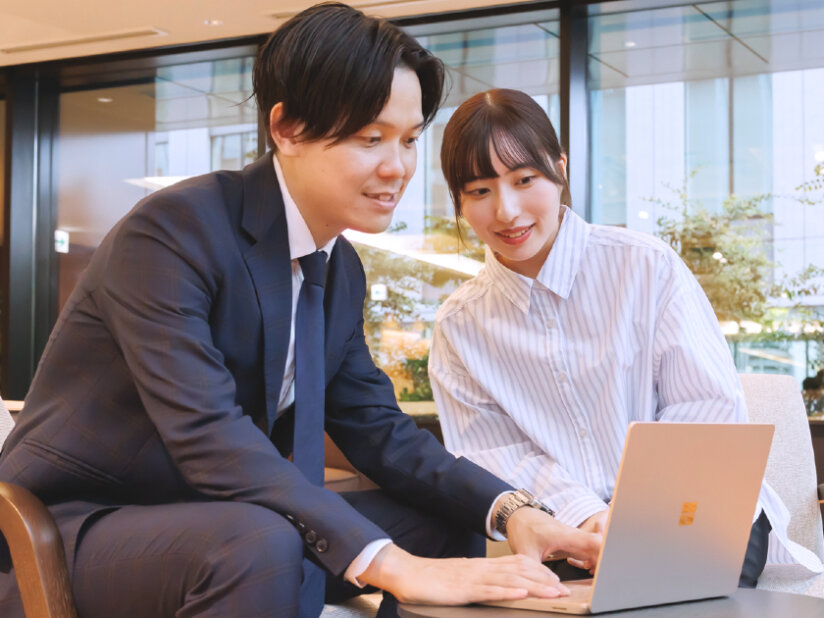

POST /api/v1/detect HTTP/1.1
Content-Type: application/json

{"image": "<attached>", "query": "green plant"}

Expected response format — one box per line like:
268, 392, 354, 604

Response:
651, 169, 824, 373
398, 354, 433, 401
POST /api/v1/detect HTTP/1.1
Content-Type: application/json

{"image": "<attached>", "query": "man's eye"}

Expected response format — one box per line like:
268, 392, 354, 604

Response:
405, 135, 420, 146
361, 135, 381, 145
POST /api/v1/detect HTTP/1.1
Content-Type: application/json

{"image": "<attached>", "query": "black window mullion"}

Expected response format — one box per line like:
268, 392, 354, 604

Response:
560, 1, 590, 221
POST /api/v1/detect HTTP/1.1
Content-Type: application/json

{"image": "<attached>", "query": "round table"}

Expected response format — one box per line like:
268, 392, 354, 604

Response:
399, 589, 824, 618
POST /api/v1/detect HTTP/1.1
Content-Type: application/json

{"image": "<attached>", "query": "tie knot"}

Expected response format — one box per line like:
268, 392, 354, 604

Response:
299, 250, 327, 287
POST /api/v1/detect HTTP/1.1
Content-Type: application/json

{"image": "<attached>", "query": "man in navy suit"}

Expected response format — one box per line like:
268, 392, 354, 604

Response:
0, 4, 600, 617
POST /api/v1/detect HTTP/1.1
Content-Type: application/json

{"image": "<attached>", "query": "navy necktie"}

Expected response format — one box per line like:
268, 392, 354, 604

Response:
294, 250, 328, 618
294, 250, 327, 485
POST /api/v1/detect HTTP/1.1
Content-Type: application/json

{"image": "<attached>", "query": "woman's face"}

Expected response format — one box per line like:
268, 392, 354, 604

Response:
460, 147, 567, 279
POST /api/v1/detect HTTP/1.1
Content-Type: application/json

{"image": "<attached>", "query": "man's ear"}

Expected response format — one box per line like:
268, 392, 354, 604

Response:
269, 102, 302, 155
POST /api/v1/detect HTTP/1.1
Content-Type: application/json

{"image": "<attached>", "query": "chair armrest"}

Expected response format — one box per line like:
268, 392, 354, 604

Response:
0, 483, 77, 618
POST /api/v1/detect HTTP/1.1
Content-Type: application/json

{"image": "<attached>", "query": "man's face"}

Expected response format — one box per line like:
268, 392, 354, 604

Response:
274, 68, 424, 246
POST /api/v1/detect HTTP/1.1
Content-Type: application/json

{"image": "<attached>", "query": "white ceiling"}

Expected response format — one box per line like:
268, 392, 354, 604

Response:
0, 0, 525, 68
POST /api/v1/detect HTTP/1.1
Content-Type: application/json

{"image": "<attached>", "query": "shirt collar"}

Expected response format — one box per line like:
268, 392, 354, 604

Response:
535, 206, 590, 299
273, 154, 336, 261
483, 206, 590, 313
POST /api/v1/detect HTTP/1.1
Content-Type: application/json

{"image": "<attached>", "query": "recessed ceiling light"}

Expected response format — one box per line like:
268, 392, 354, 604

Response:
625, 41, 637, 48
204, 19, 223, 26
97, 97, 113, 103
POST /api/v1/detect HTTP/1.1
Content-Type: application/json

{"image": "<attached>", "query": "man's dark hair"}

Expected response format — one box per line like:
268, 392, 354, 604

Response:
254, 2, 444, 148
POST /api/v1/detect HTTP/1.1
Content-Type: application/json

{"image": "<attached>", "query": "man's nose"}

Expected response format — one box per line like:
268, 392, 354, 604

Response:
378, 143, 407, 179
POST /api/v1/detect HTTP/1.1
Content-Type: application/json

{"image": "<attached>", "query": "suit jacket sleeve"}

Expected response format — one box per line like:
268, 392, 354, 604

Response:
323, 253, 513, 535
94, 192, 385, 576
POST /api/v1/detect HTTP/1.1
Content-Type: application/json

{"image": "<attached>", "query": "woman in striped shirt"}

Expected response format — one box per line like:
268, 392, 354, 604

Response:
430, 88, 821, 585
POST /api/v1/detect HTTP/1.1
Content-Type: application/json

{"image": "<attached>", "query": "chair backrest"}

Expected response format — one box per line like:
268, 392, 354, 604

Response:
739, 373, 824, 561
0, 397, 14, 450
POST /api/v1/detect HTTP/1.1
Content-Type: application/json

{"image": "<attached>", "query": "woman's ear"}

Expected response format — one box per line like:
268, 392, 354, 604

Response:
556, 154, 568, 181
269, 102, 303, 155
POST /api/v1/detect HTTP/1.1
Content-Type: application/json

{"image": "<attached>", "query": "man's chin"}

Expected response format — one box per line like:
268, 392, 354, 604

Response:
349, 216, 395, 235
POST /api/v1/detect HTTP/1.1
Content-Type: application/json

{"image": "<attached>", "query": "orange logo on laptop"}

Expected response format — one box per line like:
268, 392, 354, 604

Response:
679, 502, 697, 526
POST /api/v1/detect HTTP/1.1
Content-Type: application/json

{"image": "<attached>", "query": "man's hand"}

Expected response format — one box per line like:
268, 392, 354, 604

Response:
505, 504, 602, 570
358, 543, 570, 605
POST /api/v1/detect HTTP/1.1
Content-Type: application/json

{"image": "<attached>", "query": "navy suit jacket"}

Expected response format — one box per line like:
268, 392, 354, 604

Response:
0, 154, 511, 580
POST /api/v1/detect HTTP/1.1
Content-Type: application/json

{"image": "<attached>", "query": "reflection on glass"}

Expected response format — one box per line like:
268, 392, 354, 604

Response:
347, 15, 560, 401
588, 0, 824, 381
55, 56, 257, 311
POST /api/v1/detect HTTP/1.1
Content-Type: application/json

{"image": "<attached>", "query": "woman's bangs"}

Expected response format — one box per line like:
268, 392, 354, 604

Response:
491, 125, 546, 174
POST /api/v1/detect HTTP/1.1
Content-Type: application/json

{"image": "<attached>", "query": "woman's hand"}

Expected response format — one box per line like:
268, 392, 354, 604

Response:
358, 543, 570, 605
506, 505, 603, 570
578, 508, 609, 534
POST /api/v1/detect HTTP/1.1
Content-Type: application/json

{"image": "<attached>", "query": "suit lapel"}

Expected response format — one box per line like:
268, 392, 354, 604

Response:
240, 154, 292, 434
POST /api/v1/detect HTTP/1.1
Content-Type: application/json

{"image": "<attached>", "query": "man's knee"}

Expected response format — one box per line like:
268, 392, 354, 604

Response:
193, 503, 305, 586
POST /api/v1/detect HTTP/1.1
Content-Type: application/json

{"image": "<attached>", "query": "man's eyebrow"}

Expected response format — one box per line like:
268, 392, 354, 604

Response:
369, 119, 426, 129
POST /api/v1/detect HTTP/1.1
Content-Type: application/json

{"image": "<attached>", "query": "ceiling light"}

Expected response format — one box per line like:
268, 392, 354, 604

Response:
204, 19, 224, 26
625, 41, 637, 48
97, 97, 113, 103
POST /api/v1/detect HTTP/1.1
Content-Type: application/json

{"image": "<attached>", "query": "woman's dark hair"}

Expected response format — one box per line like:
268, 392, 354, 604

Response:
804, 376, 823, 391
440, 88, 570, 216
254, 2, 444, 147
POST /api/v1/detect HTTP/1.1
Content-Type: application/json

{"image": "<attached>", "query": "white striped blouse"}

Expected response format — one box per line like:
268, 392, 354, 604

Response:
430, 205, 822, 571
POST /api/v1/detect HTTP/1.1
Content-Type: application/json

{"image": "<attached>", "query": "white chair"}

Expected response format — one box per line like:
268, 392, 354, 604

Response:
0, 397, 14, 449
739, 373, 824, 597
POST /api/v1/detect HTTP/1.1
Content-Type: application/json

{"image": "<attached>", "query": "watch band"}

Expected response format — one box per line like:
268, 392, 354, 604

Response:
494, 489, 556, 538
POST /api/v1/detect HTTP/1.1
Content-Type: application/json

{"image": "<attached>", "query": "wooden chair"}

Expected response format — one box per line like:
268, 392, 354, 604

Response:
0, 483, 77, 618
0, 398, 77, 617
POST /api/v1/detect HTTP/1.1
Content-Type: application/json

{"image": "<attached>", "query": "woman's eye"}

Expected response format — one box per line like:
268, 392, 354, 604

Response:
516, 175, 535, 186
463, 187, 489, 198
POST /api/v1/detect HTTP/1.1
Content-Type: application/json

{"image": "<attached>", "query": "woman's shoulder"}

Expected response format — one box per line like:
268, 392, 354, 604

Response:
587, 222, 673, 256
435, 272, 494, 324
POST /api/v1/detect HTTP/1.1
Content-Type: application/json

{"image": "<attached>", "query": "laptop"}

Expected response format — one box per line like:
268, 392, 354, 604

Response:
484, 422, 773, 614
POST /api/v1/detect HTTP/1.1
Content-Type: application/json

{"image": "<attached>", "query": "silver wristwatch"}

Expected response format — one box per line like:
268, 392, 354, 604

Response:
494, 489, 555, 537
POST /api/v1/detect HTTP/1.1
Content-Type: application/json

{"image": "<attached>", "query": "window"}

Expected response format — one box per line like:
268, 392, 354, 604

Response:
348, 12, 561, 403
587, 0, 824, 380
55, 56, 257, 311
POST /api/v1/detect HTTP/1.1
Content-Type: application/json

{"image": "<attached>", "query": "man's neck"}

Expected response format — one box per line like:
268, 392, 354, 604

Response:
274, 153, 339, 248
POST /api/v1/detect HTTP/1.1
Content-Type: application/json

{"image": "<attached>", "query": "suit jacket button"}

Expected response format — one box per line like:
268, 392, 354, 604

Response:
316, 538, 328, 553
305, 530, 317, 544
297, 522, 306, 534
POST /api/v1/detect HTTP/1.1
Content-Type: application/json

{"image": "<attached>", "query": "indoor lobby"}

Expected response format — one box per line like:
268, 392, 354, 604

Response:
1, 0, 824, 616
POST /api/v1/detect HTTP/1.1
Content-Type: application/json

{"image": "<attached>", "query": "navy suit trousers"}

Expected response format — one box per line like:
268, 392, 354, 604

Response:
0, 490, 484, 618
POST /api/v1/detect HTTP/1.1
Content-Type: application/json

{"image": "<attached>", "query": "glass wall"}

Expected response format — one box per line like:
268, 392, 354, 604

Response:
0, 97, 5, 390
55, 57, 257, 310
587, 0, 824, 381
345, 12, 560, 402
